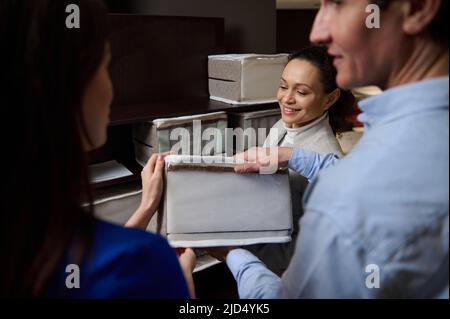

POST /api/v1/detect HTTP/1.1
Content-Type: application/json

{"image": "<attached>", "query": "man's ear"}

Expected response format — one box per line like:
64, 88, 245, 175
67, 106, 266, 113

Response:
324, 88, 340, 110
401, 0, 442, 36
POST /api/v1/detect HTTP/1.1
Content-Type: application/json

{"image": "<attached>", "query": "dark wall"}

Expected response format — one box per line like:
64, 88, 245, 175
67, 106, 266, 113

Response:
277, 9, 317, 53
105, 0, 134, 13
106, 0, 276, 54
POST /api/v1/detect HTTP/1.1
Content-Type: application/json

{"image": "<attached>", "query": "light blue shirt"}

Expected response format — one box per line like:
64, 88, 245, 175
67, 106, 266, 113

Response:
227, 77, 449, 298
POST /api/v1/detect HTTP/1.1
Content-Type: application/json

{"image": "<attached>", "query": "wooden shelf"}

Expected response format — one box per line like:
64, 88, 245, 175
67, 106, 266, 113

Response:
91, 14, 281, 188
109, 99, 279, 125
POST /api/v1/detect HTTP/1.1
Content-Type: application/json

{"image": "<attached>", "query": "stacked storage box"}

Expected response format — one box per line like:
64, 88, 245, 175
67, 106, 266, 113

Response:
162, 155, 293, 248
133, 111, 228, 167
208, 54, 288, 105
92, 180, 142, 226
228, 108, 281, 151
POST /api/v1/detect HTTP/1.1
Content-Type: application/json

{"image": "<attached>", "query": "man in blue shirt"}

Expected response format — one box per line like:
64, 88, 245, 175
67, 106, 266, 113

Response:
212, 0, 449, 298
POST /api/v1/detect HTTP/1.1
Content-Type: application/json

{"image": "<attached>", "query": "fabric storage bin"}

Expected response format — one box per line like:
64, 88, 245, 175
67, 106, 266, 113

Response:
93, 180, 163, 234
93, 180, 142, 226
228, 108, 281, 151
133, 111, 228, 167
161, 155, 292, 248
208, 54, 288, 105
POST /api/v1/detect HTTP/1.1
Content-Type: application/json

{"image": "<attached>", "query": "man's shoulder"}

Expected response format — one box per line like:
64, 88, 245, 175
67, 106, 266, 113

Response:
305, 126, 447, 226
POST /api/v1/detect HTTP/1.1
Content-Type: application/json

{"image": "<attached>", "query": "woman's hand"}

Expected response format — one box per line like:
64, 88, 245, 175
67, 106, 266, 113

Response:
125, 153, 167, 229
176, 248, 197, 298
140, 153, 167, 212
234, 147, 293, 174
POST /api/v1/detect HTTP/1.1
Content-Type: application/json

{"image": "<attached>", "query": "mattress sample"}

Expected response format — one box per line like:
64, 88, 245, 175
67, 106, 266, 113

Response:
162, 155, 292, 247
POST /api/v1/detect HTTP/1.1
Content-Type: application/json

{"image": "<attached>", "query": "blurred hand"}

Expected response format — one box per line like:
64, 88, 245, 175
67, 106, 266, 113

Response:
176, 248, 197, 273
139, 153, 167, 214
125, 152, 169, 229
234, 147, 293, 174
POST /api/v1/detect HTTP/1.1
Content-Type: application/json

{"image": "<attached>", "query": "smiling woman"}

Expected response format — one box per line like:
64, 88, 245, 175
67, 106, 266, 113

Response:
246, 46, 356, 275
267, 46, 356, 153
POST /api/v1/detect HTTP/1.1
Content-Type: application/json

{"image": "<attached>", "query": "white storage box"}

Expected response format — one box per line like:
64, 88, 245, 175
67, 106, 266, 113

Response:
228, 108, 281, 150
93, 180, 142, 226
208, 54, 288, 105
133, 112, 228, 167
161, 155, 293, 247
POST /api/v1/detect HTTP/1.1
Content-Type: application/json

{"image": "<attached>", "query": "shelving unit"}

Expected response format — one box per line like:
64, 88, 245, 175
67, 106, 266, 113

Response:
88, 12, 280, 298
89, 14, 278, 189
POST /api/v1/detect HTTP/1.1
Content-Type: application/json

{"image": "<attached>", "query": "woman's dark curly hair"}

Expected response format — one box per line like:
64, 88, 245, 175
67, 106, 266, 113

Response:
288, 46, 357, 134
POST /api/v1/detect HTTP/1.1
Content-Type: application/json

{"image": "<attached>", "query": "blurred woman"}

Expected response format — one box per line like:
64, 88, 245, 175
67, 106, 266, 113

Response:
0, 0, 195, 298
